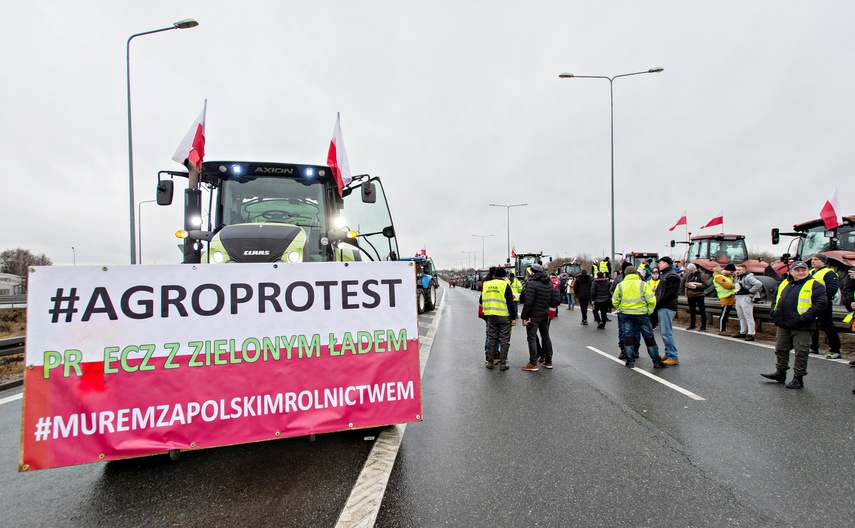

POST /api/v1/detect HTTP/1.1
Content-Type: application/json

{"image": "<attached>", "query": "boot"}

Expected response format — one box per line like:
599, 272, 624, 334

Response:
786, 375, 804, 389
761, 370, 786, 383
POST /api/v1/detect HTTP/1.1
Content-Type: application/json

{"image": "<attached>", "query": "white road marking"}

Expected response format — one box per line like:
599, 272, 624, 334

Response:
0, 393, 22, 406
336, 288, 445, 528
586, 346, 706, 401
676, 327, 853, 363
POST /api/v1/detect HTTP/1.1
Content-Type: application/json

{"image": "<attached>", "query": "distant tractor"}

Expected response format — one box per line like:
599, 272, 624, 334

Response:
514, 252, 551, 280
622, 251, 659, 270
561, 261, 582, 276
402, 256, 439, 313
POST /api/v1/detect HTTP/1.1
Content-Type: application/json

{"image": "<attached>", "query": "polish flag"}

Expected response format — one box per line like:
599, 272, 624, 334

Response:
700, 210, 723, 229
419, 245, 427, 257
511, 247, 516, 258
668, 210, 687, 231
327, 112, 352, 197
172, 100, 207, 171
820, 187, 841, 230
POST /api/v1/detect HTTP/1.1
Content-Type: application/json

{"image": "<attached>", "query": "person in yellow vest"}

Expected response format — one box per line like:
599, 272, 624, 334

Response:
508, 272, 523, 315
648, 268, 661, 290
611, 266, 668, 369
479, 267, 517, 371
761, 260, 827, 389
807, 254, 841, 358
713, 264, 737, 335
599, 257, 610, 275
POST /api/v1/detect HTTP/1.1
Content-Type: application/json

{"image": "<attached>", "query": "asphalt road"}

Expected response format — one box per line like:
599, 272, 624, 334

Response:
376, 284, 855, 527
2, 284, 854, 527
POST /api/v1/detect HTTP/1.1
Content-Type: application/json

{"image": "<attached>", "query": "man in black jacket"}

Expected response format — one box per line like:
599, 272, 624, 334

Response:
655, 256, 682, 366
761, 261, 827, 389
520, 264, 555, 371
574, 269, 593, 325
807, 254, 841, 359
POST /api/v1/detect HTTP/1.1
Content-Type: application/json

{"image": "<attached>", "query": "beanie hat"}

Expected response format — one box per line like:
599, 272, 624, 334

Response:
811, 254, 828, 264
531, 263, 543, 272
724, 263, 737, 272
621, 260, 632, 271
624, 266, 637, 275
494, 267, 507, 278
686, 263, 697, 271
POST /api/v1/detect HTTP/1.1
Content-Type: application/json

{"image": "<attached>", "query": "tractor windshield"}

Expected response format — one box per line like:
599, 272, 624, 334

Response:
221, 176, 328, 230
799, 227, 829, 257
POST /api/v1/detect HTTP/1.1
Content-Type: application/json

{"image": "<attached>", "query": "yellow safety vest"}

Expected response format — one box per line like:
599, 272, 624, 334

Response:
775, 278, 816, 315
509, 278, 522, 301
481, 279, 510, 317
598, 261, 609, 273
612, 275, 656, 315
648, 278, 660, 291
810, 267, 833, 285
714, 273, 735, 299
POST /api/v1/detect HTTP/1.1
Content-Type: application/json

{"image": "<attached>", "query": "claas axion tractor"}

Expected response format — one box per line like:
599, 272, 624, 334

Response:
156, 161, 400, 266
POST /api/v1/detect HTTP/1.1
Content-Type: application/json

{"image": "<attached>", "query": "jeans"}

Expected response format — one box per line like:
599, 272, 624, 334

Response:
735, 295, 755, 335
657, 308, 678, 359
566, 293, 575, 307
526, 318, 553, 363
620, 314, 662, 365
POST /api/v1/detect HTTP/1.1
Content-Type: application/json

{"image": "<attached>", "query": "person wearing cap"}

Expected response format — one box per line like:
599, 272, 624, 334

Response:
611, 265, 668, 369
479, 266, 517, 371
713, 264, 737, 335
807, 254, 841, 359
682, 263, 710, 331
520, 263, 555, 371
732, 264, 763, 341
655, 256, 682, 365
761, 260, 827, 389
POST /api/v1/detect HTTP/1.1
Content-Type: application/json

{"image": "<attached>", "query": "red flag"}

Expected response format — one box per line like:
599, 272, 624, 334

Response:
172, 100, 206, 171
820, 187, 841, 229
327, 112, 352, 197
668, 210, 687, 232
511, 247, 516, 258
700, 210, 723, 229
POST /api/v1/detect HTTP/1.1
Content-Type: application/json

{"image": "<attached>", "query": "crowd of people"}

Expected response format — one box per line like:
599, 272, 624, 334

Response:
477, 255, 855, 392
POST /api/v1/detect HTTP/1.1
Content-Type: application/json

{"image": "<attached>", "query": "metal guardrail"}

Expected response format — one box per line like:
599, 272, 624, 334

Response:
677, 297, 852, 333
0, 336, 24, 358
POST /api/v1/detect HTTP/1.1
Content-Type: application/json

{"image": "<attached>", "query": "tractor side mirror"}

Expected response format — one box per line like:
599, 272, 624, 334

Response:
771, 228, 780, 245
157, 179, 174, 206
670, 240, 676, 247
361, 181, 376, 204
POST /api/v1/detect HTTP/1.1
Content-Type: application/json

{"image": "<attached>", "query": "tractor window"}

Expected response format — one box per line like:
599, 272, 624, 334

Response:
708, 239, 747, 264
222, 177, 327, 230
800, 228, 830, 257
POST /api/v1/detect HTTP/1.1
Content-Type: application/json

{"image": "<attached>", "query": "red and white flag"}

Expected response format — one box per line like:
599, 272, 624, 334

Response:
172, 100, 206, 171
668, 210, 687, 232
819, 187, 841, 230
327, 112, 352, 197
699, 210, 723, 229
511, 247, 516, 258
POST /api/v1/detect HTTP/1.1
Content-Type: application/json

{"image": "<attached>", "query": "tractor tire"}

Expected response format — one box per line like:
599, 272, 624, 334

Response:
417, 288, 426, 314
425, 284, 436, 311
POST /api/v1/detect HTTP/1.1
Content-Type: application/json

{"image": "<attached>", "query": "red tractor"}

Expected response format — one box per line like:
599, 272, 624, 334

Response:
771, 215, 855, 284
672, 233, 778, 301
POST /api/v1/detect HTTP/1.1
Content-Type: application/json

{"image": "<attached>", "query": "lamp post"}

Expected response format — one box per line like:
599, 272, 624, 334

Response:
137, 199, 157, 264
489, 203, 527, 263
558, 68, 663, 264
71, 246, 75, 266
127, 18, 199, 265
472, 234, 494, 268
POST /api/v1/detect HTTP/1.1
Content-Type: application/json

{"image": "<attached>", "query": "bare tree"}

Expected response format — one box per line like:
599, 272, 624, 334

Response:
1, 248, 52, 292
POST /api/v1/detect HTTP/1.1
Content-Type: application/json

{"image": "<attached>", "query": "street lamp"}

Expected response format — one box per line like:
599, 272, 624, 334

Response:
71, 246, 75, 266
127, 18, 199, 265
137, 199, 158, 264
472, 234, 494, 268
558, 67, 663, 264
489, 203, 527, 263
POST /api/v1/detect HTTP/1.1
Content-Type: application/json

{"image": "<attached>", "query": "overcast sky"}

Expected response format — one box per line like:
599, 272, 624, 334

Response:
3, 2, 854, 271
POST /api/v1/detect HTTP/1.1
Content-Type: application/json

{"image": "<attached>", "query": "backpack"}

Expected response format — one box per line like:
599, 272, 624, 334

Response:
549, 283, 563, 307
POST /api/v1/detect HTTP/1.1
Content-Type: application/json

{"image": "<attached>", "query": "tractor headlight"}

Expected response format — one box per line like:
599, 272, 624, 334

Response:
286, 251, 301, 263
212, 251, 225, 264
